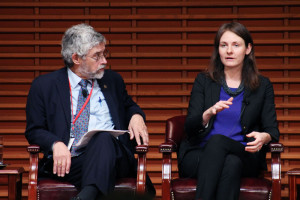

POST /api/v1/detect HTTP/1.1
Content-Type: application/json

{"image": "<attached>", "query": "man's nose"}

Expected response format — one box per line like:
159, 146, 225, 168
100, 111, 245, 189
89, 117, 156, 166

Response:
101, 56, 107, 64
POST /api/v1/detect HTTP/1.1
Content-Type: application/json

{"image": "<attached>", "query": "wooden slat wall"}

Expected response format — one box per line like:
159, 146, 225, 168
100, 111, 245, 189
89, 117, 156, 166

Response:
0, 1, 300, 199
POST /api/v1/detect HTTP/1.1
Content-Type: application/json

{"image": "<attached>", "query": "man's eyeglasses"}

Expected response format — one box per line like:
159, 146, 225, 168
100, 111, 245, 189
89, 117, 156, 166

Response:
86, 49, 109, 62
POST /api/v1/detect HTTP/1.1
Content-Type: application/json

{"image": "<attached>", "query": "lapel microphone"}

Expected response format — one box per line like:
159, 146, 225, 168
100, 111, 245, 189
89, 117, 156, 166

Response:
82, 89, 88, 98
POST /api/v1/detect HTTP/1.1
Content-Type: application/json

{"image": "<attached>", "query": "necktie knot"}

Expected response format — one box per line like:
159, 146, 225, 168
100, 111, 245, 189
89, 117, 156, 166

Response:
79, 79, 89, 89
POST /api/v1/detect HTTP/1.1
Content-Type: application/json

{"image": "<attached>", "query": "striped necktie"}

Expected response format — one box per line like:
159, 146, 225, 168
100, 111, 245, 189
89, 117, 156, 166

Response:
71, 79, 90, 156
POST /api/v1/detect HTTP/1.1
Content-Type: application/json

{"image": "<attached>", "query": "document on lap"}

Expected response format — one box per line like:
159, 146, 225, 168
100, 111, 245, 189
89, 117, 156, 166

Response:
75, 130, 128, 149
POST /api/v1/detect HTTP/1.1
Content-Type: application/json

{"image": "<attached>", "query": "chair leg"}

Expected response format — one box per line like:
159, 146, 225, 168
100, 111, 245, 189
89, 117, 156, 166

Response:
161, 152, 172, 200
289, 175, 297, 200
27, 145, 40, 200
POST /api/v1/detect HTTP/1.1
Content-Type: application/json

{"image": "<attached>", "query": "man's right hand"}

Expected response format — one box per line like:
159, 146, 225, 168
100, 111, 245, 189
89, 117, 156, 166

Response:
52, 141, 71, 177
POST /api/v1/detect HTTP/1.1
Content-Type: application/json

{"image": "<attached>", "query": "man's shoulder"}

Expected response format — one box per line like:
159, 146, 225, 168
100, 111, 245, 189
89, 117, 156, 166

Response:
103, 69, 122, 78
102, 69, 123, 82
33, 67, 67, 84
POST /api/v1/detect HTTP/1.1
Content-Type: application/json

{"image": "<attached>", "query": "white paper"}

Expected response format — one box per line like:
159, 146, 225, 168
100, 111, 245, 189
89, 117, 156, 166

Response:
67, 138, 75, 150
74, 129, 128, 149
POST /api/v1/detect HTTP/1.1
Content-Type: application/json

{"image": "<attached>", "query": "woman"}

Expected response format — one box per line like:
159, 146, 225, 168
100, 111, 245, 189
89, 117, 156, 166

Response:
178, 22, 279, 200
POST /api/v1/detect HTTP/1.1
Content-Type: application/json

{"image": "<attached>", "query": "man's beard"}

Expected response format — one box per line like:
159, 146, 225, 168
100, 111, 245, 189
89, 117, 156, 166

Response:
78, 63, 105, 79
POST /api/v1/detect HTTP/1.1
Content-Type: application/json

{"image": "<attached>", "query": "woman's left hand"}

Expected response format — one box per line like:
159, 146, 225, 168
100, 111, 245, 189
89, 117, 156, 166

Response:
245, 132, 272, 153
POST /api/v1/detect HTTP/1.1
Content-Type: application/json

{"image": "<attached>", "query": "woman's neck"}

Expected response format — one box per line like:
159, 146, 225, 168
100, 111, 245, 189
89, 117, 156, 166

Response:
224, 67, 242, 88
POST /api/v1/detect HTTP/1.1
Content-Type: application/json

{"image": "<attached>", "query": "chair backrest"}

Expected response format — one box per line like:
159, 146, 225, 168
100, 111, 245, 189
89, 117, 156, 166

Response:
165, 115, 186, 147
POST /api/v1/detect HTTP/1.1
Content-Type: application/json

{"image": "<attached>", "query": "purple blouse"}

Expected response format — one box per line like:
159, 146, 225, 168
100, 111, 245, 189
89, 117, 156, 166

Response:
200, 87, 246, 147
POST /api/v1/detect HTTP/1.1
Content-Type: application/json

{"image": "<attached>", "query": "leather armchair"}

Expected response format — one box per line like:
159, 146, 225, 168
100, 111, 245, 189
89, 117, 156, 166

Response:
27, 144, 148, 200
159, 115, 284, 200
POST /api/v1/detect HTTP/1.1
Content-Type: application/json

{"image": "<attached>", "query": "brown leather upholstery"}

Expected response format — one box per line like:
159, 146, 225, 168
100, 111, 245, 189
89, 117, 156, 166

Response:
37, 179, 78, 200
159, 115, 284, 200
28, 145, 148, 200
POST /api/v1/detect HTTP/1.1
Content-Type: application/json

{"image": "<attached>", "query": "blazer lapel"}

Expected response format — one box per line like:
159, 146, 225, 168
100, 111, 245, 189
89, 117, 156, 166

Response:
55, 68, 71, 129
211, 81, 221, 105
241, 87, 251, 122
97, 79, 121, 129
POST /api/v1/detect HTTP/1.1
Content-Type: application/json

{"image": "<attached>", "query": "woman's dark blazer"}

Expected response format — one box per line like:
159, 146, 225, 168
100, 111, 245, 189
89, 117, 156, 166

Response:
179, 72, 280, 170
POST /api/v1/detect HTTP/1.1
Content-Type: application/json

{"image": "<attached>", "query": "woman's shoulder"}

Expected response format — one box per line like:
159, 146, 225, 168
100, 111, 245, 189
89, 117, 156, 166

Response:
195, 71, 216, 85
258, 75, 271, 85
196, 71, 212, 80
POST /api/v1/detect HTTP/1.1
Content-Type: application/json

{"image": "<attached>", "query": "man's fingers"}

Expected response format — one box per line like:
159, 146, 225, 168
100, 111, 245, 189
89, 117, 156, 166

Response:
142, 130, 149, 145
57, 161, 62, 176
134, 131, 142, 145
66, 157, 71, 174
129, 127, 134, 140
60, 160, 67, 177
53, 161, 57, 174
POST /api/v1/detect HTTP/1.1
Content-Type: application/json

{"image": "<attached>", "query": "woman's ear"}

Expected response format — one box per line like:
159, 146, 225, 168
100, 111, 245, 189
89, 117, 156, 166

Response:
72, 53, 81, 65
246, 43, 252, 55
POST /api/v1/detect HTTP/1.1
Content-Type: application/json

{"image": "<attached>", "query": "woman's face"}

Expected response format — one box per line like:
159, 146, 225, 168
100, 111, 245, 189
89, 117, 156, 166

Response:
218, 31, 252, 70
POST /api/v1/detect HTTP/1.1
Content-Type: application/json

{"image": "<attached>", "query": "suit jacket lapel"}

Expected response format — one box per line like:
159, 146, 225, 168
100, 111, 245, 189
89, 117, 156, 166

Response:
241, 87, 251, 122
211, 81, 221, 105
55, 68, 71, 129
97, 79, 121, 129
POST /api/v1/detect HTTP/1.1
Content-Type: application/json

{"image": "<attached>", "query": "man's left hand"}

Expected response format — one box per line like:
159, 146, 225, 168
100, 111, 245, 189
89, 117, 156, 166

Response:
128, 114, 149, 145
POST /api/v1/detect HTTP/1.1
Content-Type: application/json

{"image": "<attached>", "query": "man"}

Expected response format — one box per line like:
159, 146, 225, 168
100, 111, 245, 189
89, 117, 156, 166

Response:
25, 24, 155, 200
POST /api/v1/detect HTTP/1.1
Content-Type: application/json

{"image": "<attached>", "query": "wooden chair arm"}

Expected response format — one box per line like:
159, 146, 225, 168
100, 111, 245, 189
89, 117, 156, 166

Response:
135, 145, 148, 194
269, 143, 283, 200
158, 141, 177, 153
159, 142, 177, 200
27, 145, 40, 200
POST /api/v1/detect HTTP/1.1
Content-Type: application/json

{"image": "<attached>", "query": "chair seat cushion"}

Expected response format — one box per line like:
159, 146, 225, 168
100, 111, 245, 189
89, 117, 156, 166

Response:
37, 178, 137, 200
171, 177, 272, 200
239, 177, 272, 200
38, 179, 78, 200
115, 178, 137, 194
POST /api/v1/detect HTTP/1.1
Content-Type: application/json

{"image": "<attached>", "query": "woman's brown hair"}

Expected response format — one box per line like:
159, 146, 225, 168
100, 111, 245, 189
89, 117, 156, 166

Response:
208, 22, 260, 90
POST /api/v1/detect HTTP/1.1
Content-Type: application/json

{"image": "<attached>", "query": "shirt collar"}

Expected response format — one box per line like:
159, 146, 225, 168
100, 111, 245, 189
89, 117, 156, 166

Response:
67, 68, 82, 89
67, 68, 95, 89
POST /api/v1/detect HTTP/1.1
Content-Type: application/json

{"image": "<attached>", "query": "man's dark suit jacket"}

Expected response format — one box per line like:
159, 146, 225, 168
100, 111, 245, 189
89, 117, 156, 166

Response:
25, 67, 144, 158
179, 72, 280, 170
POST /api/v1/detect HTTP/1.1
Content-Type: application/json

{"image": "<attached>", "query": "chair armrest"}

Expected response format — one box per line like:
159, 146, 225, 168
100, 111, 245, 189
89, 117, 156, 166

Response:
269, 143, 284, 200
135, 145, 148, 194
158, 141, 177, 153
27, 145, 40, 200
159, 142, 177, 200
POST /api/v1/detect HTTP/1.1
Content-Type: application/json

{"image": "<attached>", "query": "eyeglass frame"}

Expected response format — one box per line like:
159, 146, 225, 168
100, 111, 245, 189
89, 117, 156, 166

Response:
84, 48, 109, 62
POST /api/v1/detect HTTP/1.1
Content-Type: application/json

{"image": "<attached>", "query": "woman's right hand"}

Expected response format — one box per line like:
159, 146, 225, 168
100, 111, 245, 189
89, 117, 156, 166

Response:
202, 97, 234, 125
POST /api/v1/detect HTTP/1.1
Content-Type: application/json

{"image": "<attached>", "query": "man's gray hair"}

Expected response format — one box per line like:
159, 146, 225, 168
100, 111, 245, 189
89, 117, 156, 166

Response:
61, 23, 106, 68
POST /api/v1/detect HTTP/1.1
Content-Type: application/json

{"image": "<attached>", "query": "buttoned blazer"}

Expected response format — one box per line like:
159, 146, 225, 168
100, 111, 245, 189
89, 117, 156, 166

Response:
25, 67, 144, 156
179, 72, 279, 169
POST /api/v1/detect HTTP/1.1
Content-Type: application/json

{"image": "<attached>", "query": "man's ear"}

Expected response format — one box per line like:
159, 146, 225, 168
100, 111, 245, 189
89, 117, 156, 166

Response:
72, 53, 81, 65
246, 43, 252, 55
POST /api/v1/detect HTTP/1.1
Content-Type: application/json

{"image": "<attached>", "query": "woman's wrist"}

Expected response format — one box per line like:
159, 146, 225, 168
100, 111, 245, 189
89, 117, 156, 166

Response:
262, 132, 272, 144
202, 108, 213, 126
